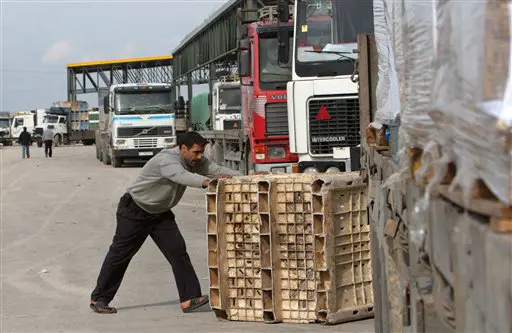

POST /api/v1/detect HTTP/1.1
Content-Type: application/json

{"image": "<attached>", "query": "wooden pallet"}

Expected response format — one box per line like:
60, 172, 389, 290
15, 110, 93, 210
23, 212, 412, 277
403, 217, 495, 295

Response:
437, 185, 512, 233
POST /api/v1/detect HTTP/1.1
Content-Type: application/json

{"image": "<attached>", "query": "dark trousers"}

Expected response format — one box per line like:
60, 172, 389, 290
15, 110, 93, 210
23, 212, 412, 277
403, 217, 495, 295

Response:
91, 193, 202, 304
44, 140, 52, 157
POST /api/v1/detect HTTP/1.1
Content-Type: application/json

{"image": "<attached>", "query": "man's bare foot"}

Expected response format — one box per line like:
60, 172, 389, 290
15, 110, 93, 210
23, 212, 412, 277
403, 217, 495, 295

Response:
181, 295, 209, 313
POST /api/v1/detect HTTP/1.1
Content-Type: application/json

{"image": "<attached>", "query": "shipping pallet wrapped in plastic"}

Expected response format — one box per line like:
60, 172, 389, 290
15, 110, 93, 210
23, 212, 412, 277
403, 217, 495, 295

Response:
205, 173, 374, 324
428, 0, 512, 206
373, 0, 436, 149
373, 0, 511, 207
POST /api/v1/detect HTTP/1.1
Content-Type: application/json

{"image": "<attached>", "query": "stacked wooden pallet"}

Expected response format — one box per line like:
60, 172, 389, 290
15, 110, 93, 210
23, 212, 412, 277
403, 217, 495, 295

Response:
206, 173, 374, 324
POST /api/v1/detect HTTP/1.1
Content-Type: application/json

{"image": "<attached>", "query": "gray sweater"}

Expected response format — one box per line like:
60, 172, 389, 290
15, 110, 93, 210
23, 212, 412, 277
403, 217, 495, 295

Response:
42, 129, 54, 141
126, 147, 241, 214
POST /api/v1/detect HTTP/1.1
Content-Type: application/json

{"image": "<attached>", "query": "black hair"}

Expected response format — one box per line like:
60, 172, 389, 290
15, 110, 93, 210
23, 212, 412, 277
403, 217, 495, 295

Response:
23, 127, 27, 131
177, 131, 207, 149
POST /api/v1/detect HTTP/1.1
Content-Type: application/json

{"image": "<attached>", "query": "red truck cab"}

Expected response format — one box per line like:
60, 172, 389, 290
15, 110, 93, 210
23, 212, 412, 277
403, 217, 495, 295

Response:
239, 16, 298, 174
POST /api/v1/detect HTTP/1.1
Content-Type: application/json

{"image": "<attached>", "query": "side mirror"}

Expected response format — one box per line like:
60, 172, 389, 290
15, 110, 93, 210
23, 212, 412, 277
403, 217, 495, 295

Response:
103, 96, 110, 114
238, 23, 248, 40
208, 93, 212, 106
278, 0, 289, 23
239, 50, 251, 77
278, 26, 289, 64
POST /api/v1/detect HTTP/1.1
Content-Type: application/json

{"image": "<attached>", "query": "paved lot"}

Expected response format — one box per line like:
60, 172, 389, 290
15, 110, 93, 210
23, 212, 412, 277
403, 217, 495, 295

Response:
0, 145, 375, 333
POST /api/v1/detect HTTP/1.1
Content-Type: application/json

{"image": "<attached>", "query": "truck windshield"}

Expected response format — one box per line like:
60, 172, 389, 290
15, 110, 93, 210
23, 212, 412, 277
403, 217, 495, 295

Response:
218, 87, 241, 114
0, 120, 9, 128
259, 35, 293, 89
295, 0, 374, 77
43, 115, 59, 123
114, 91, 173, 115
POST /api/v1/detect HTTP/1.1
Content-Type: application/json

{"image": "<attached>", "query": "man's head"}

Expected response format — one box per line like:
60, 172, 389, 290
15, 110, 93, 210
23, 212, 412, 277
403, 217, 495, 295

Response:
177, 131, 208, 168
23, 126, 27, 132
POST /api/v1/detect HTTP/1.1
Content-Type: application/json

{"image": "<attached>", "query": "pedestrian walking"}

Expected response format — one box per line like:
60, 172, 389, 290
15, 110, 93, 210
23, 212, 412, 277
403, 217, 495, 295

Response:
42, 125, 55, 158
89, 131, 242, 314
18, 127, 31, 159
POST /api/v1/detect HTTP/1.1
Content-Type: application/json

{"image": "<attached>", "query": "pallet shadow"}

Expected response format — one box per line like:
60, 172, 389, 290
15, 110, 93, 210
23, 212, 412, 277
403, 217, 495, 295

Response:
115, 299, 212, 313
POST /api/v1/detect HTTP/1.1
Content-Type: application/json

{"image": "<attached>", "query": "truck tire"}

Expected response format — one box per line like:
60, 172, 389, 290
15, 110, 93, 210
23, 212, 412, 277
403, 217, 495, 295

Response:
102, 148, 111, 165
37, 141, 43, 148
111, 150, 122, 168
95, 142, 100, 160
244, 144, 254, 176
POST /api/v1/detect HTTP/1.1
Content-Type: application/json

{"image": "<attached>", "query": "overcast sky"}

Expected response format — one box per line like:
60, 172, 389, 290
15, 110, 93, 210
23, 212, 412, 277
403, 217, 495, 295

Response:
1, 0, 228, 112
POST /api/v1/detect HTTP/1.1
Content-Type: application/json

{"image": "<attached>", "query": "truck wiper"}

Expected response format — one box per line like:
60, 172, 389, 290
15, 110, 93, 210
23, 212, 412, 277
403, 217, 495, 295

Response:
135, 105, 172, 113
305, 49, 356, 62
118, 107, 136, 114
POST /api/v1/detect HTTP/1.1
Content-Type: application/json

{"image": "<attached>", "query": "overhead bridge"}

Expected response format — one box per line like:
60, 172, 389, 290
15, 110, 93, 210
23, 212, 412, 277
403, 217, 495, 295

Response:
66, 55, 173, 100
171, 0, 292, 97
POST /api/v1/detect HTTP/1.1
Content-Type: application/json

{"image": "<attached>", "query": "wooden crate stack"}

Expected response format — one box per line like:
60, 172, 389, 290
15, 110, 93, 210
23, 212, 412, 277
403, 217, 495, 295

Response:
206, 173, 374, 324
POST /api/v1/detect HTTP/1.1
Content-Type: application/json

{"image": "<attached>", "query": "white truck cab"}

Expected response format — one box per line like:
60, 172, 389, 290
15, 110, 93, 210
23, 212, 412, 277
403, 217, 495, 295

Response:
97, 83, 177, 167
210, 80, 242, 130
11, 112, 35, 141
34, 111, 68, 146
279, 0, 374, 173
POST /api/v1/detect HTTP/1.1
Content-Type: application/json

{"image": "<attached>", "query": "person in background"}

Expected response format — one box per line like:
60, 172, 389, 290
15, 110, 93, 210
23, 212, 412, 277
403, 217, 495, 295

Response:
42, 125, 55, 158
18, 127, 31, 159
89, 131, 242, 314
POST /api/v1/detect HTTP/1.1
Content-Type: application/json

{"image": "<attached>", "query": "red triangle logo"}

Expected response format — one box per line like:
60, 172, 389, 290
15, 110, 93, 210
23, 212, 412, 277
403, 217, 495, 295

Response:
233, 122, 238, 128
316, 105, 331, 121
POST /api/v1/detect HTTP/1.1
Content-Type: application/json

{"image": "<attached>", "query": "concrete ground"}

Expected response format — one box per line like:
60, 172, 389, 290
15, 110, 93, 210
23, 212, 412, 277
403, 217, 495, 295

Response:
0, 145, 375, 333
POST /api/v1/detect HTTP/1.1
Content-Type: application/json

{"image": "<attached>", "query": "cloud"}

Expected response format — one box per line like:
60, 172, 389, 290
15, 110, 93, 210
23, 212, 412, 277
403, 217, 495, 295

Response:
42, 40, 76, 64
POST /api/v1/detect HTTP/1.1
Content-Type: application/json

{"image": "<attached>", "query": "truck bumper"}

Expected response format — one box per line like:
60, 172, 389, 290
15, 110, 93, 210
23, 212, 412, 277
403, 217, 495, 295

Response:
112, 148, 163, 159
254, 162, 294, 174
298, 147, 361, 173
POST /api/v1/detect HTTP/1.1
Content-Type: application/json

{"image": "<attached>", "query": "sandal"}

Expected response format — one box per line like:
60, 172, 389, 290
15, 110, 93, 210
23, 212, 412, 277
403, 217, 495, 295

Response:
182, 295, 209, 313
90, 301, 117, 314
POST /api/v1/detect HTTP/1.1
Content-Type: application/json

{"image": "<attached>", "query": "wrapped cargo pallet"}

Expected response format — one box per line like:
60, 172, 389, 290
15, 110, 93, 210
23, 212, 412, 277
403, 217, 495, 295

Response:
364, 0, 512, 332
206, 173, 374, 325
372, 0, 436, 149
429, 0, 512, 206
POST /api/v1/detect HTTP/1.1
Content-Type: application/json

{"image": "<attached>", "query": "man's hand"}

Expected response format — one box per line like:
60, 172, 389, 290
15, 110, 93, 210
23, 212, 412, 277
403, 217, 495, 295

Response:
202, 179, 211, 188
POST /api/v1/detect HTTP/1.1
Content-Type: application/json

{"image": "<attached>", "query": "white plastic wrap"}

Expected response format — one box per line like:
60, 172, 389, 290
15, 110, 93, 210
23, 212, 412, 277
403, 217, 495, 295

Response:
373, 0, 401, 124
373, 0, 436, 150
400, 1, 437, 148
430, 0, 512, 205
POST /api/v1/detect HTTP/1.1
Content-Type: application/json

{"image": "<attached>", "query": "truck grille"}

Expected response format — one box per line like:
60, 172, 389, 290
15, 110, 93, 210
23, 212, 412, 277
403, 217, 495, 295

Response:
308, 97, 360, 155
117, 126, 172, 138
133, 138, 158, 148
265, 103, 288, 136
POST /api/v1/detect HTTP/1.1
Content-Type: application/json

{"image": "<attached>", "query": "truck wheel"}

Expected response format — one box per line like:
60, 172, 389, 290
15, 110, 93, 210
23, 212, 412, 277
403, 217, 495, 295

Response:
37, 141, 43, 148
244, 145, 254, 176
111, 149, 122, 168
112, 156, 122, 168
96, 143, 100, 159
102, 149, 111, 165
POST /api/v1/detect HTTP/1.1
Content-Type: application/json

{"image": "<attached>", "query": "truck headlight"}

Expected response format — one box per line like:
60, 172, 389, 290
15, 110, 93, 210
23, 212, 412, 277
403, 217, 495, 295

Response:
115, 139, 126, 145
267, 147, 286, 159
